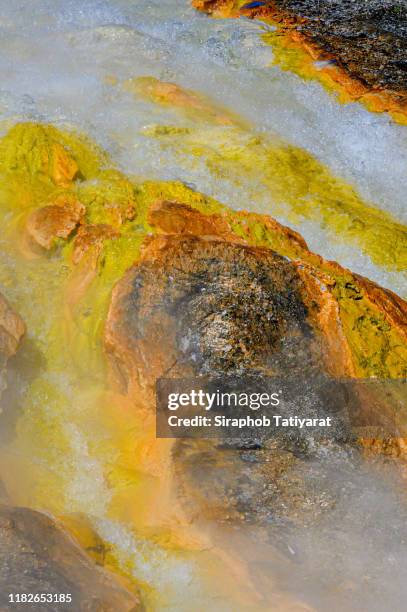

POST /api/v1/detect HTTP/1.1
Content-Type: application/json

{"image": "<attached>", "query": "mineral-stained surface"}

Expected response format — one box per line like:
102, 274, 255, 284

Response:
0, 293, 25, 399
0, 505, 140, 611
274, 0, 407, 94
105, 234, 318, 387
72, 223, 119, 265
1, 121, 406, 607
105, 199, 407, 533
26, 194, 85, 251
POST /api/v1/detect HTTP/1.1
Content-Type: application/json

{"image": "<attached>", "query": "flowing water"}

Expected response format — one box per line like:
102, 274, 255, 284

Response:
1, 0, 407, 292
0, 0, 407, 610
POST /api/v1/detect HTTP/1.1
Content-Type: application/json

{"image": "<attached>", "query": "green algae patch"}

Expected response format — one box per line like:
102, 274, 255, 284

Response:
63, 227, 145, 378
0, 122, 109, 233
0, 122, 148, 514
263, 30, 316, 83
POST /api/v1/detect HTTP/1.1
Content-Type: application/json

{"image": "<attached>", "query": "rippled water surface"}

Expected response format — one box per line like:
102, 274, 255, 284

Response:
1, 0, 407, 291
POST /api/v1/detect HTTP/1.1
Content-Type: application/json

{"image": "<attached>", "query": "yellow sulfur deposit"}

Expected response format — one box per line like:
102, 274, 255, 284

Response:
0, 122, 406, 609
142, 121, 407, 276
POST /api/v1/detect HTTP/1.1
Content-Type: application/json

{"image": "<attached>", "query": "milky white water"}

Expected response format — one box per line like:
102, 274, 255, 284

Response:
1, 1, 407, 611
1, 0, 406, 293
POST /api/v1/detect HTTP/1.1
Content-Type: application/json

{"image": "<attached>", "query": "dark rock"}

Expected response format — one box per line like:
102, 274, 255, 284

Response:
105, 233, 323, 390
275, 0, 407, 93
0, 505, 141, 611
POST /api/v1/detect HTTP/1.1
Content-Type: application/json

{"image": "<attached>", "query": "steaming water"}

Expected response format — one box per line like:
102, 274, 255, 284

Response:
1, 0, 407, 610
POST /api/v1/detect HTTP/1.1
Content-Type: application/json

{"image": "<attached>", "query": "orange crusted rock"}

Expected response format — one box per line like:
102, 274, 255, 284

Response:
26, 194, 84, 250
0, 293, 25, 365
0, 293, 25, 401
147, 200, 238, 241
72, 223, 119, 265
105, 233, 318, 397
106, 203, 407, 386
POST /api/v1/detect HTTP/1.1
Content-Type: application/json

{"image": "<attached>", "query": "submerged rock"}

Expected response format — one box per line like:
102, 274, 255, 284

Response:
125, 76, 241, 126
0, 293, 25, 400
0, 505, 140, 611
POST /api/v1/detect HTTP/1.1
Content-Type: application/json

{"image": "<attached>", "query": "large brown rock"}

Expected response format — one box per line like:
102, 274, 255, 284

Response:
104, 202, 407, 533
0, 505, 140, 611
105, 233, 321, 390
105, 201, 361, 399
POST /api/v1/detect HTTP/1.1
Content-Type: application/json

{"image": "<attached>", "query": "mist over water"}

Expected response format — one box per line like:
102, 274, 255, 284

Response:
211, 451, 407, 612
267, 452, 407, 612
